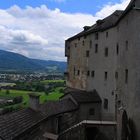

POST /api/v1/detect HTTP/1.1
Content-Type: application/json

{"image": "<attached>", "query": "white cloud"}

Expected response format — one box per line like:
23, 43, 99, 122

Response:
0, 0, 130, 61
96, 0, 131, 18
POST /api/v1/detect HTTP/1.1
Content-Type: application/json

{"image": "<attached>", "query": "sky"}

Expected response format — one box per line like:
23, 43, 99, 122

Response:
0, 0, 131, 61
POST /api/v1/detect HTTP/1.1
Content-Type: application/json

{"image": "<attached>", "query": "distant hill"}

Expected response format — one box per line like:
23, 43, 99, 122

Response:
0, 50, 66, 73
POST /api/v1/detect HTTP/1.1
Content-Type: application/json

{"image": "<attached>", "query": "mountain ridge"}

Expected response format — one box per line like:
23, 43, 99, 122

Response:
0, 50, 66, 73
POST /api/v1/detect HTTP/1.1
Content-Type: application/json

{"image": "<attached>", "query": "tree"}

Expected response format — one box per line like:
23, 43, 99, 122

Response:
6, 89, 10, 94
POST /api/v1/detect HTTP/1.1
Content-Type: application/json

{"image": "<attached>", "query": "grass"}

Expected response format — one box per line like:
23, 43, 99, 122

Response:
40, 80, 65, 84
0, 88, 64, 108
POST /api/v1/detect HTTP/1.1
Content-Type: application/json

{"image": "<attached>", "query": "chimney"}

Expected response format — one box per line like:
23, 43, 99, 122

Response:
29, 93, 40, 111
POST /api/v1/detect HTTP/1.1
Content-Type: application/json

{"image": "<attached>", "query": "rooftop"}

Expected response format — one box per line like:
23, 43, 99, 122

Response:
0, 108, 45, 140
0, 98, 77, 140
62, 88, 102, 103
67, 0, 136, 41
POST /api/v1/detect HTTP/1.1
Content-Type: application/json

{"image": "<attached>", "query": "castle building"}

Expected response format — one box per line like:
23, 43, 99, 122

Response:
65, 0, 140, 139
0, 0, 140, 139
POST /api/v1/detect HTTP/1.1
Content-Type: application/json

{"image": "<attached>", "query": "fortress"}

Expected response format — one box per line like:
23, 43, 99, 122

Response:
0, 0, 140, 139
65, 0, 140, 139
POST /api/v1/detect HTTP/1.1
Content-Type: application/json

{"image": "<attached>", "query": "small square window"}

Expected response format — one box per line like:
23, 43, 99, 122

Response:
91, 71, 95, 77
106, 32, 108, 38
105, 72, 108, 81
82, 41, 85, 46
115, 72, 118, 80
116, 43, 119, 55
89, 108, 95, 115
125, 69, 128, 84
105, 47, 108, 57
104, 99, 108, 109
86, 50, 90, 57
77, 70, 80, 76
87, 71, 90, 76
95, 44, 98, 53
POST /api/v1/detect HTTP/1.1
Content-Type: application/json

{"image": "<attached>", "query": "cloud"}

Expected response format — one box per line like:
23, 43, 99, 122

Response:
96, 0, 131, 18
0, 0, 130, 61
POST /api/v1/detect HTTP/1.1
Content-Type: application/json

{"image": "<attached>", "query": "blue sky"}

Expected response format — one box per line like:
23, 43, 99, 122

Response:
0, 0, 122, 13
0, 0, 130, 61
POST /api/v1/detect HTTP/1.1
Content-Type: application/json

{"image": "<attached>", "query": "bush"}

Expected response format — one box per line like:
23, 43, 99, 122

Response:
13, 96, 23, 104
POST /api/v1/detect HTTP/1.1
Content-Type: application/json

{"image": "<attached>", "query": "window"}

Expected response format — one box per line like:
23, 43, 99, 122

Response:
82, 41, 85, 46
87, 71, 90, 76
116, 43, 119, 55
77, 70, 80, 76
75, 43, 77, 48
105, 72, 108, 81
91, 71, 95, 77
78, 37, 80, 41
106, 32, 108, 38
115, 72, 118, 80
86, 50, 90, 57
89, 108, 95, 115
126, 41, 128, 51
125, 69, 128, 84
90, 40, 92, 48
104, 99, 108, 109
95, 33, 99, 40
105, 47, 108, 57
95, 44, 98, 53
112, 91, 114, 96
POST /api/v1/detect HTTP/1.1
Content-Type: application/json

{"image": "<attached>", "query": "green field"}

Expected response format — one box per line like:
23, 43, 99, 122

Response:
0, 87, 64, 109
40, 79, 65, 84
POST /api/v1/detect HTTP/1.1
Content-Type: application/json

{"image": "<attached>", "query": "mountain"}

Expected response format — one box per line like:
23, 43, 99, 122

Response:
0, 50, 66, 73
